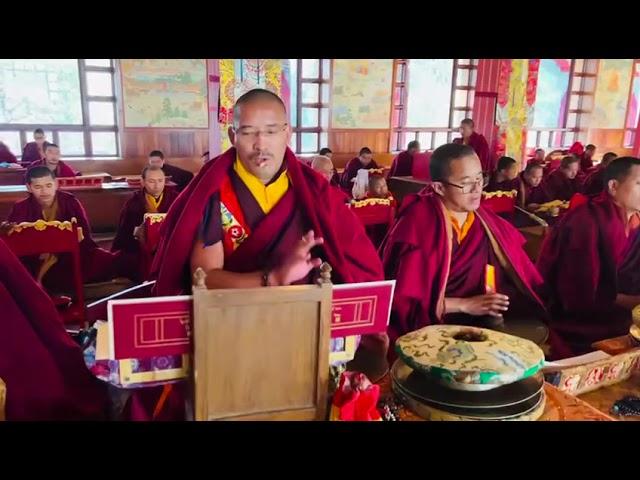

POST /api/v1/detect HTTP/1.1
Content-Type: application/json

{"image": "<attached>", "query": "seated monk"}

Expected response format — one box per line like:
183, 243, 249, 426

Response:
319, 148, 341, 185
111, 166, 179, 281
310, 154, 340, 187
0, 239, 108, 420
486, 156, 520, 193
388, 140, 421, 177
519, 163, 550, 211
340, 147, 380, 193
580, 144, 596, 172
453, 118, 493, 173
0, 141, 18, 164
381, 143, 552, 361
359, 174, 396, 248
29, 143, 78, 178
21, 128, 48, 164
541, 155, 582, 201
148, 149, 194, 192
582, 151, 618, 196
528, 148, 545, 166
136, 89, 386, 421
537, 157, 640, 355
4, 166, 122, 293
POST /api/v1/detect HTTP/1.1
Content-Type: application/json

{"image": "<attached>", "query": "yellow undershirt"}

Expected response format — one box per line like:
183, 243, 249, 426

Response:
233, 155, 289, 214
448, 210, 475, 244
145, 191, 164, 213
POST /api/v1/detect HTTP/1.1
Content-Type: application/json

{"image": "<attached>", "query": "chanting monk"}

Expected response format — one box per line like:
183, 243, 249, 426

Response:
340, 147, 380, 193
537, 157, 640, 355
111, 166, 179, 281
486, 156, 520, 192
388, 140, 421, 177
0, 141, 18, 164
142, 89, 386, 420
580, 144, 596, 171
453, 118, 493, 173
381, 143, 552, 360
542, 155, 582, 201
0, 239, 108, 420
21, 128, 48, 164
310, 154, 339, 187
582, 151, 618, 196
4, 167, 120, 292
29, 143, 78, 178
148, 150, 194, 192
518, 163, 549, 210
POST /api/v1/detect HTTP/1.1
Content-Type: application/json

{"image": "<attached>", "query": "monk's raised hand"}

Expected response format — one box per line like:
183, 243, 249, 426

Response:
272, 230, 324, 285
460, 293, 509, 318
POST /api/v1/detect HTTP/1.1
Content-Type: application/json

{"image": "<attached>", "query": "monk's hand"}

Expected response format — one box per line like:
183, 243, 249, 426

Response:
271, 230, 324, 286
460, 293, 509, 318
133, 224, 146, 244
0, 221, 16, 236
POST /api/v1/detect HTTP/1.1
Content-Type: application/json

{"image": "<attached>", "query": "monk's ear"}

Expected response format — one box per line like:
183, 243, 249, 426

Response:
607, 179, 618, 195
431, 181, 446, 197
228, 126, 236, 145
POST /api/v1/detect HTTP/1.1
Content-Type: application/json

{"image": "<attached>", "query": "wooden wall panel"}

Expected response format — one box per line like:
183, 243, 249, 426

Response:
586, 128, 633, 157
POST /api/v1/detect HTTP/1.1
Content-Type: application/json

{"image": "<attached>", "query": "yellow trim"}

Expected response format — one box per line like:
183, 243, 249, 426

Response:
233, 155, 289, 214
351, 197, 393, 208
144, 213, 167, 225
448, 210, 475, 243
481, 189, 518, 199
119, 354, 190, 386
9, 218, 77, 234
145, 192, 164, 213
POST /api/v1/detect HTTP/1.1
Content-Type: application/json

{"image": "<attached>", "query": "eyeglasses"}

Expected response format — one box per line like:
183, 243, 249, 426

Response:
442, 176, 488, 194
234, 123, 288, 139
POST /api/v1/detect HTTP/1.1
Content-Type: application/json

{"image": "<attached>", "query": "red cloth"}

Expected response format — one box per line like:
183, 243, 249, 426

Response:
339, 157, 380, 192
7, 191, 119, 290
21, 142, 44, 164
331, 372, 381, 421
381, 188, 547, 356
569, 192, 589, 210
0, 143, 17, 163
537, 192, 640, 355
388, 150, 414, 177
542, 169, 582, 201
583, 165, 606, 196
0, 238, 108, 420
29, 158, 78, 177
161, 163, 194, 192
453, 132, 494, 173
568, 142, 584, 156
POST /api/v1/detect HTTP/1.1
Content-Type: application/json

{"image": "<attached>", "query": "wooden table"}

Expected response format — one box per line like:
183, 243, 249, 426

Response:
0, 182, 137, 233
387, 176, 429, 206
0, 168, 26, 186
578, 372, 640, 421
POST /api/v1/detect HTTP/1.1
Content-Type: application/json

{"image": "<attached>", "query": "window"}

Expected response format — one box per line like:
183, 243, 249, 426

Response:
287, 59, 330, 154
391, 59, 477, 152
0, 59, 119, 158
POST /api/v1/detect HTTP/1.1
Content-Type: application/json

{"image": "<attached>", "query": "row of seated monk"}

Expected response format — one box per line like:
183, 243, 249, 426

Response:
1, 89, 639, 421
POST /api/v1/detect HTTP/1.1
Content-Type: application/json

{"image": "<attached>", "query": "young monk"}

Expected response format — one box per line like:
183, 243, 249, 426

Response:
340, 147, 380, 193
388, 140, 421, 177
486, 156, 520, 192
582, 151, 618, 196
29, 143, 78, 177
528, 148, 545, 166
541, 155, 582, 201
148, 150, 194, 192
537, 157, 640, 355
381, 143, 552, 360
21, 128, 48, 164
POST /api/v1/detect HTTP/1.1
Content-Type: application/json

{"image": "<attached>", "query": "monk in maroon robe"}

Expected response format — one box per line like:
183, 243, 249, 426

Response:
0, 239, 108, 420
0, 141, 18, 164
310, 154, 338, 186
486, 156, 520, 193
148, 149, 194, 192
518, 163, 549, 209
582, 151, 618, 196
340, 147, 380, 193
542, 155, 582, 201
5, 167, 120, 293
537, 157, 640, 355
388, 140, 420, 177
382, 144, 560, 362
29, 142, 78, 178
580, 144, 596, 172
21, 128, 48, 164
527, 148, 546, 166
129, 89, 386, 421
111, 166, 179, 281
453, 118, 494, 173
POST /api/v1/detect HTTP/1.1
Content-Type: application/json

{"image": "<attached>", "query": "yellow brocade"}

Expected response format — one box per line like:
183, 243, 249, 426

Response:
37, 198, 59, 283
233, 155, 289, 214
145, 192, 164, 213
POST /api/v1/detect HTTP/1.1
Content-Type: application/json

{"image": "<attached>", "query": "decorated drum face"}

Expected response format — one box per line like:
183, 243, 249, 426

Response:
395, 325, 545, 391
632, 305, 640, 328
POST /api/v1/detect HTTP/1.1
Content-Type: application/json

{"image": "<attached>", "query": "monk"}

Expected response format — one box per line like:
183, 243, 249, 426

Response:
388, 140, 420, 177
0, 239, 108, 420
319, 147, 333, 159
21, 128, 48, 164
537, 157, 640, 355
528, 148, 545, 166
582, 151, 618, 196
0, 141, 18, 164
4, 166, 120, 293
518, 163, 549, 210
29, 143, 78, 177
143, 89, 386, 420
111, 166, 179, 281
486, 156, 520, 192
381, 143, 553, 361
148, 150, 194, 192
340, 147, 380, 193
310, 155, 339, 187
542, 155, 582, 201
453, 118, 493, 173
580, 144, 596, 171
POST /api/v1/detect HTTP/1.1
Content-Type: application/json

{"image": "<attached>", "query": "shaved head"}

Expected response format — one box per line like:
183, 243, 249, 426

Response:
310, 155, 334, 182
233, 89, 287, 129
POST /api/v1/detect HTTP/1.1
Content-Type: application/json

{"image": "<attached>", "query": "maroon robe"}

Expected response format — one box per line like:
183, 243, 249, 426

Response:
518, 172, 550, 207
21, 141, 45, 164
29, 158, 78, 178
0, 143, 17, 164
161, 163, 194, 192
580, 152, 594, 172
339, 157, 380, 192
582, 166, 606, 196
381, 189, 553, 361
453, 132, 493, 173
111, 188, 179, 281
542, 169, 582, 201
7, 191, 119, 292
388, 150, 414, 177
486, 174, 521, 193
537, 193, 640, 355
0, 239, 108, 420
